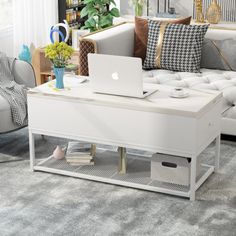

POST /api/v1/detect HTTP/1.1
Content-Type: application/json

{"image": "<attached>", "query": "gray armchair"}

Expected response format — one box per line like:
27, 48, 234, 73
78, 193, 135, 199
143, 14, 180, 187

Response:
0, 59, 36, 133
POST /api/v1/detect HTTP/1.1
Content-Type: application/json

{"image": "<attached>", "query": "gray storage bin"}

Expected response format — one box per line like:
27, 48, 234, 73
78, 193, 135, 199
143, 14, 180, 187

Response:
151, 153, 201, 186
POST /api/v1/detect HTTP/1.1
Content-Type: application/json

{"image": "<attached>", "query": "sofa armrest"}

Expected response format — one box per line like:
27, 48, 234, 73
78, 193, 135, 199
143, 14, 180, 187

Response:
79, 23, 135, 75
205, 28, 236, 40
85, 22, 135, 56
13, 60, 36, 88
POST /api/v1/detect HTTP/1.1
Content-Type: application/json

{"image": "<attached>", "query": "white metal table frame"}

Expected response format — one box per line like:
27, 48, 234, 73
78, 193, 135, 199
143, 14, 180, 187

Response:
29, 130, 220, 201
28, 81, 222, 201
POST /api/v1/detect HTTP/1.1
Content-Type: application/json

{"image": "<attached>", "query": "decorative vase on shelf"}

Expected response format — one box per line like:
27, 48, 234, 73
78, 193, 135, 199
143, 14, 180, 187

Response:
53, 67, 65, 89
135, 4, 143, 17
206, 0, 221, 24
53, 145, 65, 160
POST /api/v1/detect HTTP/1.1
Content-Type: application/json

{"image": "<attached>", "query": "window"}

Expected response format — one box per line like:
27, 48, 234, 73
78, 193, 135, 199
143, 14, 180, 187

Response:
0, 0, 13, 30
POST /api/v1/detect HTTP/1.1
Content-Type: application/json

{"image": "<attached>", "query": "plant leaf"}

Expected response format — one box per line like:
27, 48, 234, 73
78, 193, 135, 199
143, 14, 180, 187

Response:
80, 6, 89, 18
110, 8, 120, 17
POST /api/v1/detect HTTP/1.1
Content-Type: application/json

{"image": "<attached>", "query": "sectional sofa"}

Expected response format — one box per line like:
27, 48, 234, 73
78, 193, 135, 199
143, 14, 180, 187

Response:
79, 22, 236, 136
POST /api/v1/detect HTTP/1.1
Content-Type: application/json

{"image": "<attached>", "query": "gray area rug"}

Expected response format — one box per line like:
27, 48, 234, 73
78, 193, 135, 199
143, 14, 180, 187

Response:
0, 128, 236, 236
0, 153, 22, 163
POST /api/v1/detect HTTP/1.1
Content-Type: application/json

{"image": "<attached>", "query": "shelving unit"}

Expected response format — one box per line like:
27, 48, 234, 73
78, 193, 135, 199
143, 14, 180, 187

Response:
31, 0, 84, 85
33, 148, 214, 199
58, 0, 86, 45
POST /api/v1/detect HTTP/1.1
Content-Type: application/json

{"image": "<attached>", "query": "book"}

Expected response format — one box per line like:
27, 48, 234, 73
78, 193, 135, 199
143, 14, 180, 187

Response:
66, 142, 91, 156
66, 141, 95, 166
66, 158, 93, 163
68, 161, 95, 166
66, 154, 92, 160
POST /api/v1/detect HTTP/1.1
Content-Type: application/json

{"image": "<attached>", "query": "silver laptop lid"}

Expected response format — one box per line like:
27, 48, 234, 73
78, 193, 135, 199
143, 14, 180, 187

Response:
88, 54, 143, 97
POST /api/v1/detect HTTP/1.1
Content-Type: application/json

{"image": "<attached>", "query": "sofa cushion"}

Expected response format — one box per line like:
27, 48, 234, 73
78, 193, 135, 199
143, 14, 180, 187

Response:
134, 16, 192, 62
142, 68, 236, 115
201, 38, 236, 71
143, 22, 209, 72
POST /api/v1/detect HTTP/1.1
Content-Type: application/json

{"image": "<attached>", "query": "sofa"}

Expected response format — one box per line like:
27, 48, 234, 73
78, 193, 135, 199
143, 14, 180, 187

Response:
0, 59, 36, 133
79, 22, 236, 136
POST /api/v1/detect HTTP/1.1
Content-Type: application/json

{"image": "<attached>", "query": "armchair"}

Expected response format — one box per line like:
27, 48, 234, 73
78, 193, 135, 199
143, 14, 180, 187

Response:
0, 59, 36, 133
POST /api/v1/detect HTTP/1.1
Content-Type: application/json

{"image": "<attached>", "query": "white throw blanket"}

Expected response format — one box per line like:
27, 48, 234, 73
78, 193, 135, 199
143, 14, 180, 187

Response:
0, 52, 28, 126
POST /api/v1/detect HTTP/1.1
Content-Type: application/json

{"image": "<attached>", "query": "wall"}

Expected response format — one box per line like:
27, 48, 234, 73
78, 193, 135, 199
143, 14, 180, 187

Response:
0, 26, 13, 57
114, 0, 120, 10
120, 0, 194, 17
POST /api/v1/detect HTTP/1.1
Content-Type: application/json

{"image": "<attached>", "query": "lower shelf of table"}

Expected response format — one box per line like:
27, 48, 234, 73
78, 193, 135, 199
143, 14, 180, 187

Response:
33, 149, 215, 199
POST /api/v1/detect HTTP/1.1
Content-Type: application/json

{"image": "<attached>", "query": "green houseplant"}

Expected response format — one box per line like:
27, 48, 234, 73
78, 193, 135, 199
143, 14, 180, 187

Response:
81, 0, 120, 32
45, 42, 74, 89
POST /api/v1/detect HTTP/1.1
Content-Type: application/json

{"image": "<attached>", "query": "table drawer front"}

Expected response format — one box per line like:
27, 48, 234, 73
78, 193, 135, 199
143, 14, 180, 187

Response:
28, 97, 196, 155
197, 100, 222, 151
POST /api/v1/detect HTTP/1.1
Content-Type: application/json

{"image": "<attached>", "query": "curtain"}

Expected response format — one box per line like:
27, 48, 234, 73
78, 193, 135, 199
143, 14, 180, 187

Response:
13, 0, 58, 57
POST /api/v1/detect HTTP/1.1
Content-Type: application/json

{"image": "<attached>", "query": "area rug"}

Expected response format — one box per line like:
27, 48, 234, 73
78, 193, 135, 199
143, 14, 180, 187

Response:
0, 128, 235, 236
0, 153, 22, 163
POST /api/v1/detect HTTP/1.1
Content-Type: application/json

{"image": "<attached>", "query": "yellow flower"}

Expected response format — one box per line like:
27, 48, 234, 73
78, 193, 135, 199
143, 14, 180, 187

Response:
45, 42, 74, 67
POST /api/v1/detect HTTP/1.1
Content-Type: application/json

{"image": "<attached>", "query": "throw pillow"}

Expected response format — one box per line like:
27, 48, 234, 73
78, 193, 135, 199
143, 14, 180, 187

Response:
143, 21, 209, 72
134, 16, 192, 62
201, 38, 236, 71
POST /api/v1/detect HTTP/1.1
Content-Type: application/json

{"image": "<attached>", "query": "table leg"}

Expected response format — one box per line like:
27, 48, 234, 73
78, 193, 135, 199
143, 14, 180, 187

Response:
29, 130, 35, 171
118, 147, 127, 174
215, 135, 221, 173
190, 155, 197, 201
90, 144, 96, 157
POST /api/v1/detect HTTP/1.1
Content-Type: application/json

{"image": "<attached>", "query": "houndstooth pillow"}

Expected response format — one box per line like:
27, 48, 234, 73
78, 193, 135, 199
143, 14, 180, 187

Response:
143, 21, 209, 72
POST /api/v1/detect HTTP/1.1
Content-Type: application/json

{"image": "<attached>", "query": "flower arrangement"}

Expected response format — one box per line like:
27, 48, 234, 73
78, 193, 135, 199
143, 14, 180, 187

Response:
45, 42, 74, 68
129, 0, 146, 16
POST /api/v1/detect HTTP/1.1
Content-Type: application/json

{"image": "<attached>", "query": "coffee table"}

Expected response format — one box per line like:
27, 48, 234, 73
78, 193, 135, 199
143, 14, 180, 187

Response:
28, 77, 222, 201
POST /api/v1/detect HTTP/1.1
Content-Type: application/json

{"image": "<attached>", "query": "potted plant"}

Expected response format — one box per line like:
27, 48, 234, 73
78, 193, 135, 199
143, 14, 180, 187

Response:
80, 0, 120, 32
129, 0, 146, 17
45, 42, 74, 89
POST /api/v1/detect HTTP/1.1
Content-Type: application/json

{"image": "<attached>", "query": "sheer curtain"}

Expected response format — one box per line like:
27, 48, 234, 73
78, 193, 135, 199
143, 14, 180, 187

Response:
13, 0, 58, 56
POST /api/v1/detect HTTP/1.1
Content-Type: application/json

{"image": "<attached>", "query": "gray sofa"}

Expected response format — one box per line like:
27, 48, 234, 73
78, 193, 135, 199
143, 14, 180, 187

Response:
82, 23, 236, 136
0, 59, 36, 133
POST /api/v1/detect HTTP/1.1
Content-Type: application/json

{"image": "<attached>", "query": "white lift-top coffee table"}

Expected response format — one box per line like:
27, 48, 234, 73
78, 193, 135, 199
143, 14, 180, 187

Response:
27, 77, 222, 201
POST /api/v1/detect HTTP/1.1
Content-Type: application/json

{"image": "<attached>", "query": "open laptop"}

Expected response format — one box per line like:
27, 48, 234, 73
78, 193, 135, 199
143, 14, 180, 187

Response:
88, 54, 157, 98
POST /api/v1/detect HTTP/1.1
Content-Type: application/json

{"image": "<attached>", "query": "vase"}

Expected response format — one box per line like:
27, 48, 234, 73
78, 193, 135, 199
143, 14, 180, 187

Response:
53, 145, 66, 160
206, 0, 221, 24
135, 4, 143, 17
53, 67, 65, 89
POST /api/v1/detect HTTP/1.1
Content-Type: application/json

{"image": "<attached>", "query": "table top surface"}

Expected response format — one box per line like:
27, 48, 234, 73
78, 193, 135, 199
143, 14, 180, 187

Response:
28, 77, 222, 118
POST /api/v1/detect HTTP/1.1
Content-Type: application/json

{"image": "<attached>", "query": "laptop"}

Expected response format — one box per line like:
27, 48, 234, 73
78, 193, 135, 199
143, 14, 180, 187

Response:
88, 54, 157, 98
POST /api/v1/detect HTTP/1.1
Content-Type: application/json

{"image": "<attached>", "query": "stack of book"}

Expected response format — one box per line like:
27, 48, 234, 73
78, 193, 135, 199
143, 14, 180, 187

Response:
66, 142, 94, 166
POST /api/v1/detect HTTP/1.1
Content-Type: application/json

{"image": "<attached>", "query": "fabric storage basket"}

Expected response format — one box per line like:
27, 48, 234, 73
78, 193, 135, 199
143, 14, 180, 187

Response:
151, 153, 201, 186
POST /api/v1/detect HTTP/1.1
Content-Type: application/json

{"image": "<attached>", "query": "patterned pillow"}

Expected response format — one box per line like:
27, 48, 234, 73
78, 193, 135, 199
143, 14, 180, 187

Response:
143, 21, 209, 72
134, 16, 192, 62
